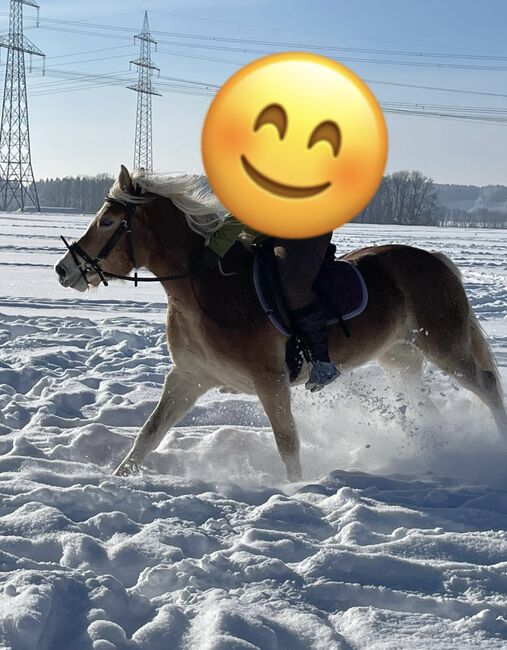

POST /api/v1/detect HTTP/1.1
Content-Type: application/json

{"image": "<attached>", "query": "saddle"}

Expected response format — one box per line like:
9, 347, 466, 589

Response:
253, 244, 368, 381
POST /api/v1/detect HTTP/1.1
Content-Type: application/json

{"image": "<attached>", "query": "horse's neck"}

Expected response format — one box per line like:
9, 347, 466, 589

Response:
137, 197, 204, 299
137, 198, 254, 320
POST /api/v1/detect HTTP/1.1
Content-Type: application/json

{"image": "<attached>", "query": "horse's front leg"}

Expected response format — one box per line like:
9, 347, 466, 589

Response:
255, 374, 302, 482
114, 368, 209, 476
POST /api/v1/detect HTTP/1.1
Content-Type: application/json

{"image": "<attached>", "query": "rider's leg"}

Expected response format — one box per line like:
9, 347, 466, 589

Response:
273, 234, 331, 310
273, 233, 339, 391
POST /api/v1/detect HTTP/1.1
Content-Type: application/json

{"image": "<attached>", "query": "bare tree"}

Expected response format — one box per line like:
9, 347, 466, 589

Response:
356, 170, 439, 225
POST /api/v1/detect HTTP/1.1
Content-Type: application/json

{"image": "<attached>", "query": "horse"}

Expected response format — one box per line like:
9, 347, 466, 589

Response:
55, 165, 507, 481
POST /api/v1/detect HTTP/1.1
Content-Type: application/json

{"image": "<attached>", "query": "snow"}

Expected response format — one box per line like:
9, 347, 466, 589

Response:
0, 213, 506, 649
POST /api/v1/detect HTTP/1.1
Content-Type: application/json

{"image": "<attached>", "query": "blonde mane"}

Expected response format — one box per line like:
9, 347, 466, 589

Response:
108, 170, 228, 239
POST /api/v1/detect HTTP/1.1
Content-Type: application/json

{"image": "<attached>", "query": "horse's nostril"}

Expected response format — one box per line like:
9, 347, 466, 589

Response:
56, 264, 66, 278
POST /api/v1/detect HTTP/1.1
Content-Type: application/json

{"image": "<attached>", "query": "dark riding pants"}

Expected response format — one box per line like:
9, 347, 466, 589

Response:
273, 233, 332, 311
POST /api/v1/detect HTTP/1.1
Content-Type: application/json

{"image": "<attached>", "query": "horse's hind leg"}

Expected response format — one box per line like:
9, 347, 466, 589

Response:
437, 355, 506, 435
421, 316, 507, 435
379, 341, 439, 423
468, 315, 507, 433
254, 374, 302, 482
114, 368, 210, 476
475, 367, 507, 434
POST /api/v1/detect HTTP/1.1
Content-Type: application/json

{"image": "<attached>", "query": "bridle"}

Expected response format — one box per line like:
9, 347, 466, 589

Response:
60, 196, 193, 287
59, 195, 271, 330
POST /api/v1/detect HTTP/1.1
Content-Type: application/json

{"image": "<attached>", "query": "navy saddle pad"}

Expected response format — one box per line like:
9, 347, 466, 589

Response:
253, 246, 368, 336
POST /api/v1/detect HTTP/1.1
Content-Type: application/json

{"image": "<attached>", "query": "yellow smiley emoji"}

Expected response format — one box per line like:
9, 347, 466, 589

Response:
201, 52, 388, 238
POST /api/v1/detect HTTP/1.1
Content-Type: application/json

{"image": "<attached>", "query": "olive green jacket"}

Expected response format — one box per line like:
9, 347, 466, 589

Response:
207, 215, 265, 257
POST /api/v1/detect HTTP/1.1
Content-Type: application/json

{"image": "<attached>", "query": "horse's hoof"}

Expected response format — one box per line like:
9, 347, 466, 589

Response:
113, 461, 140, 477
286, 463, 303, 482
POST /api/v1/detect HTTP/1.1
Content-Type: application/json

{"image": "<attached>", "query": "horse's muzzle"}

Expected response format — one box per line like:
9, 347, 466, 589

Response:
55, 262, 66, 282
54, 253, 88, 292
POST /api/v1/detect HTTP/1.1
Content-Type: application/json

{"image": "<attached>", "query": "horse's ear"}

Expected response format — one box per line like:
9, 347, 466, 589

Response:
118, 165, 134, 194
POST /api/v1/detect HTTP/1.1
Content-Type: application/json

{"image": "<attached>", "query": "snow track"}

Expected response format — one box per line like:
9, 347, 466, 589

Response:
0, 215, 506, 649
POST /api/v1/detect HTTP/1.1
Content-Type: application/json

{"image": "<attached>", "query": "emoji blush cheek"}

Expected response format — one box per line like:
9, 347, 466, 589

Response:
329, 158, 364, 189
216, 123, 251, 158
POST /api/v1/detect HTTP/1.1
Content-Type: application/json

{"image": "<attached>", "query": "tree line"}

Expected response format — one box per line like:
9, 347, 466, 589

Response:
25, 172, 507, 228
355, 170, 439, 225
438, 208, 507, 228
36, 174, 115, 213
355, 170, 507, 228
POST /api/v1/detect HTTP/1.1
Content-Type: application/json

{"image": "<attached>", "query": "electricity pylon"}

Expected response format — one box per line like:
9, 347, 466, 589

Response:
128, 11, 160, 172
0, 0, 44, 211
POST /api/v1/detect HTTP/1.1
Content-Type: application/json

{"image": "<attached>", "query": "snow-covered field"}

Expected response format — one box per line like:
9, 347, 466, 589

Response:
0, 212, 506, 650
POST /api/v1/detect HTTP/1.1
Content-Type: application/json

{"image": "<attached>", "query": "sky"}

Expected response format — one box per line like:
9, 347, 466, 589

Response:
1, 0, 506, 185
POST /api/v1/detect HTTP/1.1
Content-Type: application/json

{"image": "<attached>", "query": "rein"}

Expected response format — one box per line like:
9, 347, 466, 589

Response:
60, 196, 193, 287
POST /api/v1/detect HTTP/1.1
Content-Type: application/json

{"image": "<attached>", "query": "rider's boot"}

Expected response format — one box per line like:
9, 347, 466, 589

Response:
290, 300, 340, 392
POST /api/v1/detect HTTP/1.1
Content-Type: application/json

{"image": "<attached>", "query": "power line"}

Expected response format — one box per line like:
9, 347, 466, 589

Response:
46, 44, 132, 61
148, 10, 507, 58
2, 11, 506, 73
0, 11, 503, 129
364, 78, 507, 100
6, 16, 507, 96
19, 62, 507, 126
12, 13, 507, 63
32, 23, 507, 72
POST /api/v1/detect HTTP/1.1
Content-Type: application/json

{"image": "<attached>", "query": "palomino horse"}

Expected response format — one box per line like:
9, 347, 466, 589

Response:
55, 166, 507, 481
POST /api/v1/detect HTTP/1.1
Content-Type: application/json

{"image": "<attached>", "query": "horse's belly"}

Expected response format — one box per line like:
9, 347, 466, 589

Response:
170, 340, 257, 393
206, 355, 257, 393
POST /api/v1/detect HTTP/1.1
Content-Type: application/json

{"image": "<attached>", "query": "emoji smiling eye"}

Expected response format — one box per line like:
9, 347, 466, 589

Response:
254, 103, 287, 140
308, 120, 341, 156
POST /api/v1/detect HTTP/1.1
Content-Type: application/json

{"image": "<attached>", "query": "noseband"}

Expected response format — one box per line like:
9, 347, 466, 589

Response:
60, 196, 192, 287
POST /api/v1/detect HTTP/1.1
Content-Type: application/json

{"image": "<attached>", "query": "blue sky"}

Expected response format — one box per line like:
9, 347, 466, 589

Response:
1, 0, 506, 185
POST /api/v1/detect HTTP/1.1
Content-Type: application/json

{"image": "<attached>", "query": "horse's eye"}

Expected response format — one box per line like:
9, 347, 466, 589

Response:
99, 218, 114, 228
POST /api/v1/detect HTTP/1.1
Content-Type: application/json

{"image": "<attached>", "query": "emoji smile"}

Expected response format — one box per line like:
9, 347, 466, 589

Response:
241, 155, 330, 199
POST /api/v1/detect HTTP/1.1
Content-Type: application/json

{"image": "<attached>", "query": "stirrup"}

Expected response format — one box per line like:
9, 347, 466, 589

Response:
305, 361, 340, 392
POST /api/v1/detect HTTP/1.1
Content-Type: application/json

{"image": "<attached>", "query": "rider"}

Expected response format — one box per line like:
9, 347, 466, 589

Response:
198, 214, 339, 392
